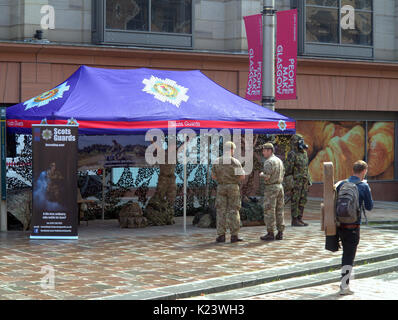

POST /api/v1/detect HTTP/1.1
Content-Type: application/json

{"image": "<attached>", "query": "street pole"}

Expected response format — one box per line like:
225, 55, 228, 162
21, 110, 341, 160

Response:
0, 107, 7, 232
183, 133, 187, 234
262, 0, 276, 111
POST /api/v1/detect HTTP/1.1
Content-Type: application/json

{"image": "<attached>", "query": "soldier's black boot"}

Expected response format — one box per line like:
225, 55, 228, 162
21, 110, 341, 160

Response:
275, 231, 283, 240
291, 217, 305, 227
216, 235, 226, 243
260, 232, 274, 241
231, 235, 243, 243
298, 207, 309, 226
298, 216, 309, 226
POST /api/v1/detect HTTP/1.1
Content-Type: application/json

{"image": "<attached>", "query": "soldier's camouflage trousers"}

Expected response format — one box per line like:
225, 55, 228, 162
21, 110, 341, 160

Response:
291, 179, 309, 218
216, 184, 241, 236
263, 184, 285, 233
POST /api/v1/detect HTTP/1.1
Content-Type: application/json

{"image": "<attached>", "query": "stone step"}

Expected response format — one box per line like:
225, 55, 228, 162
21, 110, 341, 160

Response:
102, 247, 398, 300
189, 258, 398, 300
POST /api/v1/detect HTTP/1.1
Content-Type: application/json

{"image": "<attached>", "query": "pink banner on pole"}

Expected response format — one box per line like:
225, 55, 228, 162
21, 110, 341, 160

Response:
276, 9, 298, 100
244, 14, 263, 101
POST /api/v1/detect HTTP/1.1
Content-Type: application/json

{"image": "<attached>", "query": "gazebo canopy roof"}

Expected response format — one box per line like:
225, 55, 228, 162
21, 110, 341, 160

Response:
6, 66, 295, 135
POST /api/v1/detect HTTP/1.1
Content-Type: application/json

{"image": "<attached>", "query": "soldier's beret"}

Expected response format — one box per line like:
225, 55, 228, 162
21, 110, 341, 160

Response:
259, 142, 274, 151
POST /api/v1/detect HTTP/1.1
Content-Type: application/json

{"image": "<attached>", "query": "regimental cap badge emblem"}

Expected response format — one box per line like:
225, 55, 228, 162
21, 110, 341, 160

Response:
42, 129, 52, 140
278, 120, 287, 131
142, 76, 189, 108
24, 82, 70, 111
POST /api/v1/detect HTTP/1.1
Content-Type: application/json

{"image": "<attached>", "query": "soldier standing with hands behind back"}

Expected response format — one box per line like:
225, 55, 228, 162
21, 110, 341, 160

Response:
259, 143, 285, 241
212, 141, 245, 243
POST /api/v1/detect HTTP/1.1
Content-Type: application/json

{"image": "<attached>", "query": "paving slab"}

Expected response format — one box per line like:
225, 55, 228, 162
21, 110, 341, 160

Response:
0, 199, 397, 300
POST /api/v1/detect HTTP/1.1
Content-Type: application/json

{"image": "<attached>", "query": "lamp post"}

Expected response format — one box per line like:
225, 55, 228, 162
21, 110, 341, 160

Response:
262, 0, 276, 111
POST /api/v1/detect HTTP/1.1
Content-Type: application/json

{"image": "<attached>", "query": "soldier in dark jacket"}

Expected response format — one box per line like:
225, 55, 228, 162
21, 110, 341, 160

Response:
284, 134, 312, 227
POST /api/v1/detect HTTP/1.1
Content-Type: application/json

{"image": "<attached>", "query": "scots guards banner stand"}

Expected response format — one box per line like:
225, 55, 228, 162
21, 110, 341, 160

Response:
276, 9, 298, 100
30, 123, 79, 240
243, 14, 263, 101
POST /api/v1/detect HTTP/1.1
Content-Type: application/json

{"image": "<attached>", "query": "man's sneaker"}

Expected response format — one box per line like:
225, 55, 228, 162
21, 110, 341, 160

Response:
339, 285, 354, 296
275, 232, 283, 240
216, 235, 225, 243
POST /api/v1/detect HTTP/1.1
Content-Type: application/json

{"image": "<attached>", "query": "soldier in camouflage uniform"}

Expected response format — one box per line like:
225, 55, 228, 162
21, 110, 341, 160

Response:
211, 141, 245, 243
284, 134, 312, 227
259, 143, 285, 241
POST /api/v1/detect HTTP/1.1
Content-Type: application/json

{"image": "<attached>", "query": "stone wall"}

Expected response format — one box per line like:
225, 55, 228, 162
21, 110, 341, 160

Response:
374, 0, 398, 61
194, 0, 292, 52
0, 0, 91, 43
0, 0, 397, 58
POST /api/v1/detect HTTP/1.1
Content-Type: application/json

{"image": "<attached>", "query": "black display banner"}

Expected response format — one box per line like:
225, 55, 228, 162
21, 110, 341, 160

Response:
30, 124, 78, 240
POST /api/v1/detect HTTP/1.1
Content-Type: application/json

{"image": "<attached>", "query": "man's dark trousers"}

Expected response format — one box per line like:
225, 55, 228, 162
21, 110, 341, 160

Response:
338, 227, 360, 285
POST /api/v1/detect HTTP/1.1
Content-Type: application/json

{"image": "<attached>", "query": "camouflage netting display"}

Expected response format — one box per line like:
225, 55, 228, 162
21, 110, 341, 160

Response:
6, 133, 294, 230
6, 135, 32, 230
119, 201, 147, 228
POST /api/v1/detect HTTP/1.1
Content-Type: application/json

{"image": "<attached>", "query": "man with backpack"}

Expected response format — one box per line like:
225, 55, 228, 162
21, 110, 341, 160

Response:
335, 160, 374, 295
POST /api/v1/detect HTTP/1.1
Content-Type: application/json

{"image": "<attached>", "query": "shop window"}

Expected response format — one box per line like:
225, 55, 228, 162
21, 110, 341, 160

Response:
295, 120, 395, 182
293, 0, 374, 59
366, 121, 395, 180
93, 0, 193, 48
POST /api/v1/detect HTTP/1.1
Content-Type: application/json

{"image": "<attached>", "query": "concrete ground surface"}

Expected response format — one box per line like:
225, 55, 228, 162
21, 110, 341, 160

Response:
0, 199, 397, 300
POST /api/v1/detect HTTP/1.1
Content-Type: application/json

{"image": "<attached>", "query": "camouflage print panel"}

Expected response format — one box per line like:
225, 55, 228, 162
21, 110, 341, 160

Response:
216, 184, 241, 236
263, 184, 285, 233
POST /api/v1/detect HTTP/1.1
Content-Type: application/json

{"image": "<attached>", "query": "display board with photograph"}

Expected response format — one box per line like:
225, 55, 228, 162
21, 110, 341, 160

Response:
296, 120, 395, 182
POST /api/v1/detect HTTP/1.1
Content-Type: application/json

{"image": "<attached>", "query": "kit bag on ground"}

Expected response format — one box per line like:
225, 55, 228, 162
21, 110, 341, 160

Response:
335, 180, 361, 225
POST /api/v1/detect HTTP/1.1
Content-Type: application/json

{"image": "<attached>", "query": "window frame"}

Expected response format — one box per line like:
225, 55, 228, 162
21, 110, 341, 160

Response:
92, 0, 194, 49
292, 0, 374, 59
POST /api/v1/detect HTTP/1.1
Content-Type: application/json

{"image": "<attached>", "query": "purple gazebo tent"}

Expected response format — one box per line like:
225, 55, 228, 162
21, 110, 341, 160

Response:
6, 66, 296, 232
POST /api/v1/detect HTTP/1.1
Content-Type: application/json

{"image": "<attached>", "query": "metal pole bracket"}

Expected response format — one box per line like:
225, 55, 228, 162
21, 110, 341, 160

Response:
262, 6, 277, 15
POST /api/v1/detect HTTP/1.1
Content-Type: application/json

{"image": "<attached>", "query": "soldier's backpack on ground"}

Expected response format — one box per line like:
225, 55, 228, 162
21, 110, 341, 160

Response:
335, 180, 360, 225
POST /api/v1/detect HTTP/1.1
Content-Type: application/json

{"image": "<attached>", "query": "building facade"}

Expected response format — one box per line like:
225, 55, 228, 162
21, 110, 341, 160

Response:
0, 0, 397, 200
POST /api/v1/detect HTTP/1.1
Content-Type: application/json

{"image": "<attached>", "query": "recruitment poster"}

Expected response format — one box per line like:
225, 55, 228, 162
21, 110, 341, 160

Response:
30, 124, 78, 240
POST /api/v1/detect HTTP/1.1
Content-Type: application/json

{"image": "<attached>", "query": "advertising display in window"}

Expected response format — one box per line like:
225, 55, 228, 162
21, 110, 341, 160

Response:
151, 0, 192, 34
106, 0, 149, 31
367, 121, 395, 180
296, 120, 395, 182
105, 0, 191, 34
